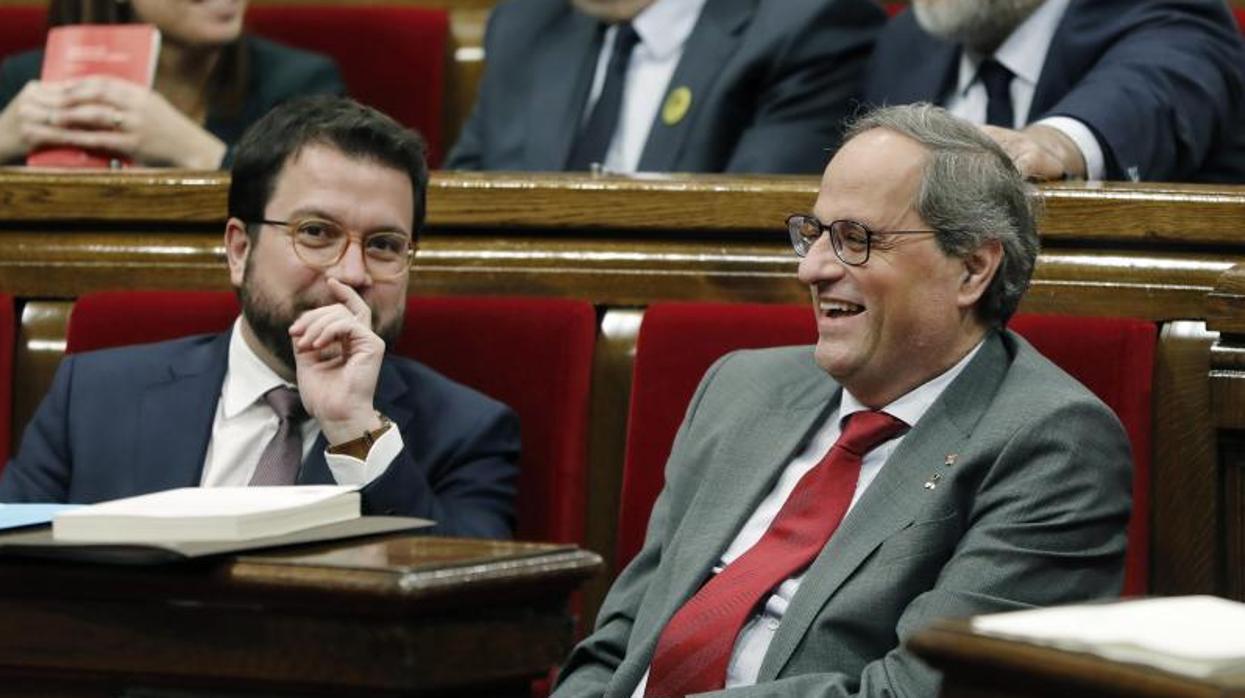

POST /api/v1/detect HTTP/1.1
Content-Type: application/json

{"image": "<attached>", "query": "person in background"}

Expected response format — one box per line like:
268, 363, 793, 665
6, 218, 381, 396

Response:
0, 96, 520, 539
446, 0, 884, 174
0, 0, 344, 168
863, 0, 1245, 182
553, 104, 1130, 696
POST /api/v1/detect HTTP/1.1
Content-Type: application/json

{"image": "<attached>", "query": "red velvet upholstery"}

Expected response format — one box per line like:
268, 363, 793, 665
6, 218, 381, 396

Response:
0, 294, 15, 469
65, 291, 596, 545
395, 296, 596, 544
0, 6, 45, 61
0, 5, 450, 167
616, 302, 1155, 596
66, 291, 239, 353
883, 2, 906, 18
245, 5, 450, 167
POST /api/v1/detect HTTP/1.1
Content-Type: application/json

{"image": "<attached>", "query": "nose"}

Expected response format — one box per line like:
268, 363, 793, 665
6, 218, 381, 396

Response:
326, 237, 372, 289
796, 233, 846, 286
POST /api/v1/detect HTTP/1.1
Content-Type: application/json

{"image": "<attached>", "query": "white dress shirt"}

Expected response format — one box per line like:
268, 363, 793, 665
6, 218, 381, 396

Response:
631, 340, 985, 696
200, 319, 402, 487
944, 0, 1107, 180
582, 0, 708, 173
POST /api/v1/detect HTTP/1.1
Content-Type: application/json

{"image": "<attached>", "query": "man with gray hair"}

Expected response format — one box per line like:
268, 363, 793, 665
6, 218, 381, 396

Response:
553, 104, 1130, 697
864, 0, 1245, 183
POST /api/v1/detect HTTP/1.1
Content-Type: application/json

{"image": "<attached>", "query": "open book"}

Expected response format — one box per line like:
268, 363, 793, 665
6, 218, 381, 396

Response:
971, 596, 1245, 679
27, 24, 160, 169
52, 485, 360, 543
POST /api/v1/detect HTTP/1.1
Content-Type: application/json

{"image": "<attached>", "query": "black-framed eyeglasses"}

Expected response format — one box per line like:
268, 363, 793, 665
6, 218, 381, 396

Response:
255, 217, 415, 280
786, 213, 937, 266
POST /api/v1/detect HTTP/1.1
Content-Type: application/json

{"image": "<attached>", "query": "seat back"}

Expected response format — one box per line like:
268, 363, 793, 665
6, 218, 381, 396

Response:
245, 5, 450, 167
66, 291, 597, 545
0, 5, 44, 61
395, 296, 597, 544
616, 302, 1155, 596
0, 294, 15, 468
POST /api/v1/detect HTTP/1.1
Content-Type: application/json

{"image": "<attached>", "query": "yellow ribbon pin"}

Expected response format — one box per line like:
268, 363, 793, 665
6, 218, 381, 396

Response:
662, 86, 693, 126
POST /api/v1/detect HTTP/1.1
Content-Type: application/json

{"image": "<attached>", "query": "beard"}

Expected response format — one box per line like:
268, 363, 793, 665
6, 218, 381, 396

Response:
913, 0, 1047, 54
238, 258, 403, 375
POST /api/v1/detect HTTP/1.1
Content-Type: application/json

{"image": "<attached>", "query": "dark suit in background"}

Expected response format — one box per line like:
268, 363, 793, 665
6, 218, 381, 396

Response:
555, 333, 1130, 696
0, 332, 520, 539
446, 0, 884, 174
863, 0, 1245, 182
0, 35, 346, 165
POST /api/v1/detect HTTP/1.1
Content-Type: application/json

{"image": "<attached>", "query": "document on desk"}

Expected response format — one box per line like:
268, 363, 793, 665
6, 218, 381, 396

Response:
972, 595, 1245, 678
0, 503, 82, 531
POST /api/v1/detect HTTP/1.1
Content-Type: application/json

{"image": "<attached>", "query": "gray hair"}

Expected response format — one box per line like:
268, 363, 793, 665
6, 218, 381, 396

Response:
844, 103, 1039, 327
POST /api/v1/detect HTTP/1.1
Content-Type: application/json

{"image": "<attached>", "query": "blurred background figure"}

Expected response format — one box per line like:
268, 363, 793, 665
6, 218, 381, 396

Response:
863, 0, 1245, 183
446, 0, 885, 174
0, 0, 345, 168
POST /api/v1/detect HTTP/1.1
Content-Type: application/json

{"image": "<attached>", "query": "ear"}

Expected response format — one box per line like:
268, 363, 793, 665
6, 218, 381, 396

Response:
956, 238, 1003, 310
224, 217, 251, 288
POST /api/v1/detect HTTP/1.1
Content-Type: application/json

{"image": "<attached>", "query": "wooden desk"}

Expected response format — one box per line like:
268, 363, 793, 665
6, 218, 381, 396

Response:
0, 534, 602, 697
909, 620, 1245, 698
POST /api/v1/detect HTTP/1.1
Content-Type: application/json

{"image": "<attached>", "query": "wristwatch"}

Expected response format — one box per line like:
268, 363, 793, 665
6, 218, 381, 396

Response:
326, 413, 393, 460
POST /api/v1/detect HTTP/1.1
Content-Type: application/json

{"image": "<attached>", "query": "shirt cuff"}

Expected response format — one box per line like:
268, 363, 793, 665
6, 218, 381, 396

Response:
323, 423, 404, 485
1035, 115, 1106, 181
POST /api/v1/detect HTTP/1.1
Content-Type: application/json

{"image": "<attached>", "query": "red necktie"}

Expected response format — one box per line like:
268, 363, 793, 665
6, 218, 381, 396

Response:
643, 410, 909, 697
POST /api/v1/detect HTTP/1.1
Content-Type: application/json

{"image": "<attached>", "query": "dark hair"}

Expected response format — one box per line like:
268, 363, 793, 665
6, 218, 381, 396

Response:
844, 103, 1039, 327
228, 96, 429, 235
48, 0, 249, 116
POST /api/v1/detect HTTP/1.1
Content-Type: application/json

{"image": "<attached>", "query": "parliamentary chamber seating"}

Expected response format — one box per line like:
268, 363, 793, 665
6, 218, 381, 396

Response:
62, 291, 597, 546
615, 302, 1157, 596
0, 3, 452, 166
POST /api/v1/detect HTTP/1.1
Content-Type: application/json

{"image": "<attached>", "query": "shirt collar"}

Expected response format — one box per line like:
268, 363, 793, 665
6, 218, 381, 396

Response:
221, 317, 296, 419
631, 0, 709, 60
839, 337, 986, 429
955, 0, 1071, 97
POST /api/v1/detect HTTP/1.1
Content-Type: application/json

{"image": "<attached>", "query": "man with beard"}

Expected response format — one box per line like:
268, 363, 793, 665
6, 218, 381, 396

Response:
445, 0, 884, 174
552, 104, 1130, 697
864, 0, 1245, 183
0, 96, 520, 539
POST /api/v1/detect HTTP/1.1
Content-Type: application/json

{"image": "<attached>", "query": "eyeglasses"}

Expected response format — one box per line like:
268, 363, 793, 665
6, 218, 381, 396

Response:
786, 213, 937, 266
256, 217, 415, 280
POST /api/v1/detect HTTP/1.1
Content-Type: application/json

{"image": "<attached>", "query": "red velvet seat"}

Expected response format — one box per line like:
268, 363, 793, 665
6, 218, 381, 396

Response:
615, 302, 1155, 596
0, 5, 450, 167
244, 6, 450, 167
65, 291, 597, 545
0, 294, 15, 469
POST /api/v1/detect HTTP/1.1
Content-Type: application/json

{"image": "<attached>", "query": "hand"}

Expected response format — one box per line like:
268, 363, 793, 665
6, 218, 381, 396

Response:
978, 124, 1087, 181
0, 80, 75, 162
43, 76, 226, 168
288, 278, 386, 444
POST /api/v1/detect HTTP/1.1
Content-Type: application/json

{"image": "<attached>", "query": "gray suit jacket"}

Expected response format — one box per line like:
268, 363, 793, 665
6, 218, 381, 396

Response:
554, 330, 1131, 697
445, 0, 884, 174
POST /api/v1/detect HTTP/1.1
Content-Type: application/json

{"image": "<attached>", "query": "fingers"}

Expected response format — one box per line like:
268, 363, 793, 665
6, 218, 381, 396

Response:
60, 76, 142, 109
977, 124, 1067, 181
326, 277, 372, 320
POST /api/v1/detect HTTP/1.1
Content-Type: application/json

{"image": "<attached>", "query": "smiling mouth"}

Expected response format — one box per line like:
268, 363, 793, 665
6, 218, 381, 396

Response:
819, 299, 864, 319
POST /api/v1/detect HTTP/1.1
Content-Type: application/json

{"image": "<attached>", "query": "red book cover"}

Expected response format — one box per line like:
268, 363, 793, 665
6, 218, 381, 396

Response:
27, 24, 160, 169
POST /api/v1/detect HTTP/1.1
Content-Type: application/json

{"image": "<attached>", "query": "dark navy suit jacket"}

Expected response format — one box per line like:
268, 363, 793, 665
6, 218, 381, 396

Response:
0, 333, 520, 539
863, 0, 1245, 183
446, 0, 884, 174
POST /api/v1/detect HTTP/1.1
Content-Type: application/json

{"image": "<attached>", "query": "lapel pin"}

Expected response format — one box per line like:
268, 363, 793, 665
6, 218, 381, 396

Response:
944, 453, 958, 466
924, 473, 943, 490
662, 86, 693, 126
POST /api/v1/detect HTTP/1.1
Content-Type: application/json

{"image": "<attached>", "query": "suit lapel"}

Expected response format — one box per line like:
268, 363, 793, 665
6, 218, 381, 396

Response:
637, 0, 754, 171
759, 333, 1011, 679
879, 14, 960, 106
525, 10, 602, 170
627, 369, 839, 680
297, 357, 415, 484
133, 334, 230, 492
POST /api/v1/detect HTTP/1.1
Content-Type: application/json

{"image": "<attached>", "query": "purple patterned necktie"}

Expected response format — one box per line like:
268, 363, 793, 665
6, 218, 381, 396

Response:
249, 386, 308, 486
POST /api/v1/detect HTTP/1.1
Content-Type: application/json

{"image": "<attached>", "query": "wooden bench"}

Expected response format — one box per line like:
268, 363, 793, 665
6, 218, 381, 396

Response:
1, 169, 1243, 622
